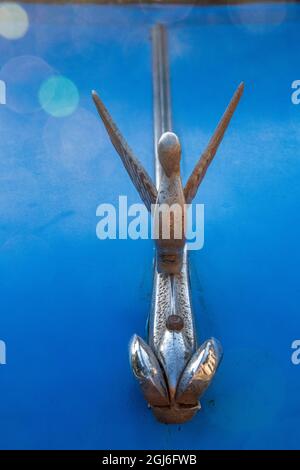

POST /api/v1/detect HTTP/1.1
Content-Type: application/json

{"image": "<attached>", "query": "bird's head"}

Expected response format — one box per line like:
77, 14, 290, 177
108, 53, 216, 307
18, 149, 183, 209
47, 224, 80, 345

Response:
158, 132, 181, 177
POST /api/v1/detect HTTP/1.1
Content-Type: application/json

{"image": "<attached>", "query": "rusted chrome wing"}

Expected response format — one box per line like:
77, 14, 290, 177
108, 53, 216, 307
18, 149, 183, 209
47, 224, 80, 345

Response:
92, 90, 157, 212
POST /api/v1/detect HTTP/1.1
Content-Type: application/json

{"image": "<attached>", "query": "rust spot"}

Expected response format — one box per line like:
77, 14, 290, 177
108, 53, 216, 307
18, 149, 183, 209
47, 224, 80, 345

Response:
166, 315, 184, 332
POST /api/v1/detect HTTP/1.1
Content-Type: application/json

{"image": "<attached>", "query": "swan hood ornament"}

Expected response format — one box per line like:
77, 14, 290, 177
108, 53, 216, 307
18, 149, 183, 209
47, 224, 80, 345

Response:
92, 70, 243, 423
92, 83, 243, 274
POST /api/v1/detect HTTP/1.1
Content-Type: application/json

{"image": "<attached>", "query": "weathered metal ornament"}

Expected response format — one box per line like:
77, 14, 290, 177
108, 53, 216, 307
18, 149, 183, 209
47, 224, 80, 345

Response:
92, 24, 243, 423
130, 254, 223, 423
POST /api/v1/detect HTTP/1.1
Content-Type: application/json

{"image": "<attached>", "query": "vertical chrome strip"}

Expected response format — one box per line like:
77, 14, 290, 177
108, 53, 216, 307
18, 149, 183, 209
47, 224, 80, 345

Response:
150, 22, 197, 377
151, 23, 172, 187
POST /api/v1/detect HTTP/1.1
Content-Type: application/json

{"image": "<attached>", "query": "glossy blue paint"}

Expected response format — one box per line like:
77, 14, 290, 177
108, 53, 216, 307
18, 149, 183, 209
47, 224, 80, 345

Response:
0, 2, 299, 449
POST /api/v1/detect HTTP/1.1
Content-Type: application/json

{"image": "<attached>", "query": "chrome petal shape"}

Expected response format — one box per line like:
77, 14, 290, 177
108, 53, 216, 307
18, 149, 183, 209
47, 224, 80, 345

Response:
176, 338, 223, 405
129, 335, 169, 407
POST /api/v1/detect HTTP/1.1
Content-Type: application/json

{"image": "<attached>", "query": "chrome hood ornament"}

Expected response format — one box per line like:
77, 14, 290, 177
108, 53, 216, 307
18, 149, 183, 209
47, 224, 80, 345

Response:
92, 84, 243, 275
92, 24, 243, 423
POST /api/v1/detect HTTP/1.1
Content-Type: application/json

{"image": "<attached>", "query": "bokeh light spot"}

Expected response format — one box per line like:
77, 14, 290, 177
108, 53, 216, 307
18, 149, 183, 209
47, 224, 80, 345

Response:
228, 4, 287, 35
0, 3, 29, 40
0, 55, 54, 114
39, 76, 79, 118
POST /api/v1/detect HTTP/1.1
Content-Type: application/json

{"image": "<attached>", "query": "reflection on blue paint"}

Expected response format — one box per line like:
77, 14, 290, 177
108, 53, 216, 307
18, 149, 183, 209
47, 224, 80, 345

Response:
0, 2, 299, 450
0, 339, 6, 365
0, 79, 5, 104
